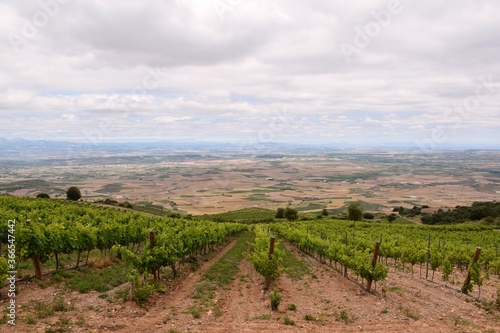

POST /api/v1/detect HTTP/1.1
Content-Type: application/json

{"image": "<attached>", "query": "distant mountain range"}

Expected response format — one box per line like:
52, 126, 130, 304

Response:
0, 137, 498, 160
0, 138, 334, 160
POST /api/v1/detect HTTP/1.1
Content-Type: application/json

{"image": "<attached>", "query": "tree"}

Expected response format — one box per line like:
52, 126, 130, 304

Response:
36, 193, 50, 199
66, 187, 81, 201
363, 212, 374, 220
283, 207, 298, 221
347, 203, 363, 221
321, 208, 329, 216
275, 207, 285, 219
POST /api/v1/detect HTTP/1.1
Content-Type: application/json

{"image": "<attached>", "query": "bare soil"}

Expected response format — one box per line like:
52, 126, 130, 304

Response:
3, 239, 499, 333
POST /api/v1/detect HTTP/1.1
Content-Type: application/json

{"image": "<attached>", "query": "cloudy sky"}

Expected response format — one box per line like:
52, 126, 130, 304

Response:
1, 0, 499, 148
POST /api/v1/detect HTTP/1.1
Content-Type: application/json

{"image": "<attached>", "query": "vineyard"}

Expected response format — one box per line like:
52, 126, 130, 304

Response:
274, 220, 500, 296
1, 197, 500, 332
0, 197, 247, 286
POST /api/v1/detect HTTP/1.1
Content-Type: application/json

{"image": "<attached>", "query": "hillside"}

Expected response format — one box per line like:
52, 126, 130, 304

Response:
1, 197, 499, 332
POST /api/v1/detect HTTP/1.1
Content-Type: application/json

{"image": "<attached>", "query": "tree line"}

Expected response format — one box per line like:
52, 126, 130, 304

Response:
421, 202, 500, 225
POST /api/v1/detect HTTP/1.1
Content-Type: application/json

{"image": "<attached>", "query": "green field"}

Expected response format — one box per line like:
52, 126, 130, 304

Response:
195, 207, 277, 222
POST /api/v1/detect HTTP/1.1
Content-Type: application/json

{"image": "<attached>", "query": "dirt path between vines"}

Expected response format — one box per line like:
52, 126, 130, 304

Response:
4, 239, 238, 333
4, 237, 500, 333
110, 238, 241, 333
134, 240, 500, 333
147, 240, 499, 333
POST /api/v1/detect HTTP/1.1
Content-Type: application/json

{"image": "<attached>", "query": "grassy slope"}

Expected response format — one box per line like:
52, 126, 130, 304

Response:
194, 208, 276, 222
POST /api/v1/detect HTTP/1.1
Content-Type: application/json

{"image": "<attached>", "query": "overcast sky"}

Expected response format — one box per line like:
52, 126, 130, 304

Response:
1, 0, 499, 149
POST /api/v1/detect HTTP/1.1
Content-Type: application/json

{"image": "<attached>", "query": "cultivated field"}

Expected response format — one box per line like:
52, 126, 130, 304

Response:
1, 148, 499, 332
1, 150, 499, 216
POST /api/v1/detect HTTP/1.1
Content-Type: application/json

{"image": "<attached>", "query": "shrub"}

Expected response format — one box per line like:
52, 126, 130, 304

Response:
66, 187, 81, 201
363, 212, 375, 220
270, 289, 282, 311
128, 270, 155, 306
284, 207, 298, 221
275, 207, 285, 219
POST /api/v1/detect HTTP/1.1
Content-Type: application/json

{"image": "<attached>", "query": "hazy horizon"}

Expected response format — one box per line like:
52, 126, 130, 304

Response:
2, 136, 500, 148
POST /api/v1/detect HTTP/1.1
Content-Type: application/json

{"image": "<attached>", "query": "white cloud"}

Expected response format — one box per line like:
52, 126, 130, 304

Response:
0, 0, 499, 148
153, 116, 192, 123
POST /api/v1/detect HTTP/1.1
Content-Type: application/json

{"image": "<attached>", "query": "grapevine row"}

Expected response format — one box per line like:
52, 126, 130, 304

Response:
273, 219, 500, 296
276, 220, 500, 276
249, 225, 283, 289
0, 197, 247, 281
273, 223, 388, 288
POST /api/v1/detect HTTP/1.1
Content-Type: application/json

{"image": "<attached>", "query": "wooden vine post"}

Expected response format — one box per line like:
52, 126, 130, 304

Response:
33, 255, 43, 280
343, 233, 348, 277
366, 241, 381, 292
149, 229, 157, 280
265, 237, 275, 290
268, 237, 275, 260
26, 219, 43, 280
461, 247, 481, 294
425, 235, 431, 280
496, 244, 499, 275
